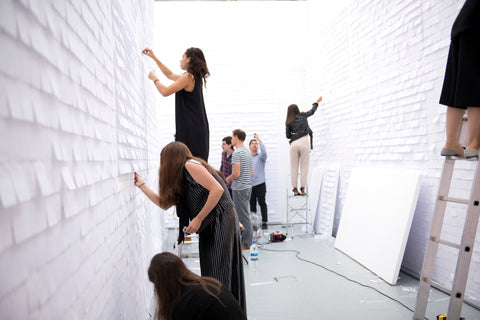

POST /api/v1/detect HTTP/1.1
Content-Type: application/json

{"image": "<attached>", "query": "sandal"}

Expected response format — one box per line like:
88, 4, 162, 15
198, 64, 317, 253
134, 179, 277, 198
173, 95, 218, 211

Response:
292, 187, 300, 196
300, 187, 307, 195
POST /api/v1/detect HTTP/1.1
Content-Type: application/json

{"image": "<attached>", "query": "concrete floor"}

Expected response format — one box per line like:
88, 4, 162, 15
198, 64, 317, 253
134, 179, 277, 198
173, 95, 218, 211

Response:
167, 225, 480, 320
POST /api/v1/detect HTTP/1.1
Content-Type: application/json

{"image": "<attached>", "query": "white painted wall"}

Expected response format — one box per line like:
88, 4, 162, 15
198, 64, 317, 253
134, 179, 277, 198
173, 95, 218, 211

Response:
1, 0, 480, 317
306, 0, 480, 306
0, 0, 164, 319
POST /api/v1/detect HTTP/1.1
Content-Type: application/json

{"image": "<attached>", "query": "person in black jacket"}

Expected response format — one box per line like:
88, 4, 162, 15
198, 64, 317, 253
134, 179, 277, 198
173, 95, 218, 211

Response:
439, 0, 480, 159
285, 96, 322, 196
148, 252, 246, 320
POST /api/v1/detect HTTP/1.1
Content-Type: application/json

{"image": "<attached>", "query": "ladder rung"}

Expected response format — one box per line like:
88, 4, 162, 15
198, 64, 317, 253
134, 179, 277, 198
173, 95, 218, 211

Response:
431, 279, 452, 295
430, 236, 461, 249
438, 196, 470, 204
444, 155, 467, 160
421, 277, 453, 296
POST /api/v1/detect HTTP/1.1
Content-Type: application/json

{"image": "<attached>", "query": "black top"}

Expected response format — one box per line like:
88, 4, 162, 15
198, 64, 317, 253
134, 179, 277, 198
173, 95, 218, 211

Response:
172, 284, 246, 320
451, 0, 480, 40
439, 0, 480, 107
175, 75, 210, 161
286, 102, 318, 148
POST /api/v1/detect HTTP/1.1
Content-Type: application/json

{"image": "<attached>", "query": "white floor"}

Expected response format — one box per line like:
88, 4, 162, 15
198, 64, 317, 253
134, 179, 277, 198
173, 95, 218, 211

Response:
167, 225, 480, 320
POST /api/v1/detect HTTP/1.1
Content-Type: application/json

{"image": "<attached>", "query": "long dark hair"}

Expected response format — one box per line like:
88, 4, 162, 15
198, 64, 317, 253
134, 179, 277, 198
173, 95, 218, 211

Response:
148, 252, 223, 320
285, 104, 300, 125
158, 141, 220, 208
185, 47, 210, 87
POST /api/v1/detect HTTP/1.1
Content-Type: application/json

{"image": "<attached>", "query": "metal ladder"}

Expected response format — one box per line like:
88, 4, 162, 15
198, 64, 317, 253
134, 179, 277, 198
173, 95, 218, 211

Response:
286, 186, 313, 236
414, 115, 480, 320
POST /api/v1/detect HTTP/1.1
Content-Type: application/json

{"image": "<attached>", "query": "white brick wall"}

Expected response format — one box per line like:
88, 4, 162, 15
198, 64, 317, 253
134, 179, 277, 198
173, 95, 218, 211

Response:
0, 0, 164, 319
2, 0, 480, 316
306, 0, 480, 305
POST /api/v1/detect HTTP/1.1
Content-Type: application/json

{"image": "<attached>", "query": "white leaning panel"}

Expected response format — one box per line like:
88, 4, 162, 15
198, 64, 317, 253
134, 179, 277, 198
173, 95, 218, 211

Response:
334, 167, 422, 285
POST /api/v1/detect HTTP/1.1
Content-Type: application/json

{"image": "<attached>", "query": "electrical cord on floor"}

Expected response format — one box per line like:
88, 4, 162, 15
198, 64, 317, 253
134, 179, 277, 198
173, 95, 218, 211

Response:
257, 245, 429, 320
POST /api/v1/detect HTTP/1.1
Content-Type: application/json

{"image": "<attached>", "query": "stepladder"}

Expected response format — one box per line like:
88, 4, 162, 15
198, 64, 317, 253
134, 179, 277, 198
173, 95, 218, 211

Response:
286, 185, 313, 236
414, 115, 480, 320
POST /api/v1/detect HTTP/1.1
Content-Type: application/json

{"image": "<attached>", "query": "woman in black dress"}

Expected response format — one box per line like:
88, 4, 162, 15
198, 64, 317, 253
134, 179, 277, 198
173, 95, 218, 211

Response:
142, 47, 210, 161
440, 0, 480, 159
135, 142, 246, 314
148, 252, 246, 320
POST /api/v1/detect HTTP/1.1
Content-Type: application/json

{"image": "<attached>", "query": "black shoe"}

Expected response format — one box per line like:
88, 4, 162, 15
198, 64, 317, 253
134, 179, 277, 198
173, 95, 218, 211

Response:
261, 223, 268, 230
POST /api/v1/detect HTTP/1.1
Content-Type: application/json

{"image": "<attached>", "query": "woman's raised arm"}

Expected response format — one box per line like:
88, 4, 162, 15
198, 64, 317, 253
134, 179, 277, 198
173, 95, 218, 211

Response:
142, 48, 181, 81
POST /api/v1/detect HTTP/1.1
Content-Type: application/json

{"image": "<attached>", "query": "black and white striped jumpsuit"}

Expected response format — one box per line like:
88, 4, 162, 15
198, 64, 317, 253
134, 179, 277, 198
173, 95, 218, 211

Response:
177, 160, 247, 314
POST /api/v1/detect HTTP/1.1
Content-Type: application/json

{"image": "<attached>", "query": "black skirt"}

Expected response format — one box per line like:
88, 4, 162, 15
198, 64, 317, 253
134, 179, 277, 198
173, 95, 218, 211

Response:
439, 0, 480, 108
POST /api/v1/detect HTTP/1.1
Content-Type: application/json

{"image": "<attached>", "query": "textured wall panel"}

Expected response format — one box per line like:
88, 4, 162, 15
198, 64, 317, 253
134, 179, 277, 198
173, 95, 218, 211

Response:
306, 0, 480, 305
0, 0, 163, 319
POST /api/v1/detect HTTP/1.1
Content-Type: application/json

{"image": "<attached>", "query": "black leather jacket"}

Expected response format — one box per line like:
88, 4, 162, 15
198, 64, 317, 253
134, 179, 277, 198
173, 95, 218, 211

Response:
286, 102, 318, 148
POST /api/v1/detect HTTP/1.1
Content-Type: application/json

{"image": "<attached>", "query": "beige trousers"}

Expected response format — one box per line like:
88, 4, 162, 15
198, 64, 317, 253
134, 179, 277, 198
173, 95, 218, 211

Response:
290, 135, 310, 188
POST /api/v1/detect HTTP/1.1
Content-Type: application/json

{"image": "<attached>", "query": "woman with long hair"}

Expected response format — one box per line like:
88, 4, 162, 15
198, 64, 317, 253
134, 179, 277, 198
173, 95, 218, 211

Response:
135, 142, 246, 313
142, 47, 210, 161
285, 96, 322, 196
148, 252, 245, 320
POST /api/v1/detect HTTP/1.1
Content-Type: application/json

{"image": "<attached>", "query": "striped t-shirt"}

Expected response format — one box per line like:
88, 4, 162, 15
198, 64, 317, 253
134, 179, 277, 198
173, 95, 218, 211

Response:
231, 146, 252, 191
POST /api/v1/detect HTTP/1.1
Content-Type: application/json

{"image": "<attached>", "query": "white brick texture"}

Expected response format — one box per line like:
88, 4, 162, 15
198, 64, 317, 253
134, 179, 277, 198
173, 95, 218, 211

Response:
2, 0, 480, 316
306, 0, 480, 305
0, 0, 164, 319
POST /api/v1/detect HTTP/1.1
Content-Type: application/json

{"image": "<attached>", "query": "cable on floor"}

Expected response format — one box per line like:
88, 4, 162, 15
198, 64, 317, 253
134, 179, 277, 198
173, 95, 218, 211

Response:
258, 245, 429, 320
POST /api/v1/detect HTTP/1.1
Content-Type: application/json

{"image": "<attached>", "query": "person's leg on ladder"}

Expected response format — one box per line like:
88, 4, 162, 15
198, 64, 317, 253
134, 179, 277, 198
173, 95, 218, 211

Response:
444, 106, 466, 155
299, 138, 311, 195
466, 107, 480, 153
290, 142, 300, 195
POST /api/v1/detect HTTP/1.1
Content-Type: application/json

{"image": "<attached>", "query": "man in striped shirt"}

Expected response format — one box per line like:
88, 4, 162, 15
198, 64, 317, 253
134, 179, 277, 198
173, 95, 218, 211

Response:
226, 129, 254, 250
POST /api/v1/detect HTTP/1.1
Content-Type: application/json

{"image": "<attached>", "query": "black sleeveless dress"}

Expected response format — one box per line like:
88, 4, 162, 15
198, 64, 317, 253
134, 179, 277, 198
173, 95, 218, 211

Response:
439, 0, 480, 108
175, 74, 210, 161
176, 160, 247, 314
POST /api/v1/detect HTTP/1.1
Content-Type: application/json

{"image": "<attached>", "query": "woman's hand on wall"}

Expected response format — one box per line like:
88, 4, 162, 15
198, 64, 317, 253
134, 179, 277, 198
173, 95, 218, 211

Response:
142, 47, 156, 59
134, 172, 145, 187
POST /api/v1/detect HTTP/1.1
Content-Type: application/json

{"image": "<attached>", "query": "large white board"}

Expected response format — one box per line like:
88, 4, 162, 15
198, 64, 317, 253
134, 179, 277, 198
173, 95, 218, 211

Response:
334, 167, 422, 285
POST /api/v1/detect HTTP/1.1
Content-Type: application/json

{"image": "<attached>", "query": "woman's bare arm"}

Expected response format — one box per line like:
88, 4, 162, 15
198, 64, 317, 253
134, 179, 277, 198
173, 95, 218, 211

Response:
150, 72, 194, 97
142, 48, 181, 81
134, 173, 171, 210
